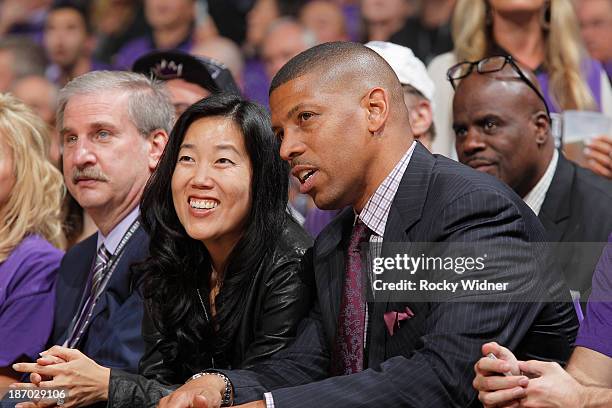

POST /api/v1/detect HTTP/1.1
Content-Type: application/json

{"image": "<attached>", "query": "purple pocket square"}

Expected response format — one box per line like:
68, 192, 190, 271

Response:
384, 307, 415, 336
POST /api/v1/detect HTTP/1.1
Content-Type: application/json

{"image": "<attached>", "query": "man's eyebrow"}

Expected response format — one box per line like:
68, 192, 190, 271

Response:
90, 121, 119, 131
286, 103, 306, 120
60, 121, 119, 135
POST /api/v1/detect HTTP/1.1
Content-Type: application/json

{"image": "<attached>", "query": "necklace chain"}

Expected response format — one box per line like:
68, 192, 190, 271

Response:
195, 288, 215, 368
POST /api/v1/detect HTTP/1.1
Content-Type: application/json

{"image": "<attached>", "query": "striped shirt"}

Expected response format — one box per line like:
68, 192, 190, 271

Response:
523, 149, 558, 216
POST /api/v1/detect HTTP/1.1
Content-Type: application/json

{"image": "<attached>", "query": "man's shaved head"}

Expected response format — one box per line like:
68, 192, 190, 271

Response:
270, 41, 405, 109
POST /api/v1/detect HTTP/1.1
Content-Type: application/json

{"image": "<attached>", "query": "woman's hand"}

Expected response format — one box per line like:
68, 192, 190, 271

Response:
11, 346, 110, 408
584, 135, 612, 179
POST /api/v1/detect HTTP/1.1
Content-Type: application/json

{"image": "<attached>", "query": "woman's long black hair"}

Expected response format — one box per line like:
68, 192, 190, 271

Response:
136, 93, 289, 380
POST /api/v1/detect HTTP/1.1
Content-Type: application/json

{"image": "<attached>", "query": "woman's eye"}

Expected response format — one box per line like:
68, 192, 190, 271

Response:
178, 155, 194, 162
217, 158, 235, 165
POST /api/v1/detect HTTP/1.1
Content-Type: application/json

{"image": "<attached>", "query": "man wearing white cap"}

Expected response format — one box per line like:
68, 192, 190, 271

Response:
366, 40, 436, 151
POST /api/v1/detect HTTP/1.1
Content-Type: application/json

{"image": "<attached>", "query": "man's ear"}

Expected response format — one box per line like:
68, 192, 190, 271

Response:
407, 99, 433, 138
147, 129, 169, 171
364, 87, 389, 136
533, 112, 551, 146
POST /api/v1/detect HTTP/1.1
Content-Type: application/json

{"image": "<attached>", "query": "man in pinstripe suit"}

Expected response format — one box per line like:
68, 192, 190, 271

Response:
159, 42, 578, 408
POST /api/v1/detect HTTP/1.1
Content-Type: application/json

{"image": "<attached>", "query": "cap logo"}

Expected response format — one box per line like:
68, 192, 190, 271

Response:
151, 58, 183, 79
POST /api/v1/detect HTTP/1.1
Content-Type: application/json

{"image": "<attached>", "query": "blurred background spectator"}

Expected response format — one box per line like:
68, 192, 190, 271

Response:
114, 0, 196, 70
360, 0, 417, 42
192, 36, 245, 89
240, 0, 304, 106
44, 1, 111, 87
90, 0, 148, 65
10, 75, 61, 165
300, 0, 349, 43
132, 49, 240, 116
390, 0, 455, 64
261, 18, 316, 81
0, 0, 52, 42
576, 0, 612, 81
0, 36, 47, 92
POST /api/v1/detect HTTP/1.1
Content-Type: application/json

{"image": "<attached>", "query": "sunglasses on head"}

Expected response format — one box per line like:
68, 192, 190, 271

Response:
447, 55, 551, 119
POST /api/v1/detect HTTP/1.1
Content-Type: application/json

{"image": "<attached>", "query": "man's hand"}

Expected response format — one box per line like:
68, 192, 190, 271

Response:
12, 346, 110, 408
473, 342, 529, 408
158, 374, 226, 408
517, 360, 586, 408
585, 135, 612, 179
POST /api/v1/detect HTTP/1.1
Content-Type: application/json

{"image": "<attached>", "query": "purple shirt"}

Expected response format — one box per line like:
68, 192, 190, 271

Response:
113, 33, 194, 71
575, 233, 612, 357
0, 235, 63, 366
304, 208, 341, 238
536, 57, 604, 113
243, 57, 270, 108
604, 60, 612, 81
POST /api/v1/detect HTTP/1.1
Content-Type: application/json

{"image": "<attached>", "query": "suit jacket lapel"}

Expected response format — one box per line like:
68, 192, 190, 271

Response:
55, 234, 98, 345
368, 143, 435, 367
539, 154, 573, 242
314, 208, 354, 348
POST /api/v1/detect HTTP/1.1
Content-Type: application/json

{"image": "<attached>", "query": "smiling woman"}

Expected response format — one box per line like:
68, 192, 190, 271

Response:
123, 93, 314, 405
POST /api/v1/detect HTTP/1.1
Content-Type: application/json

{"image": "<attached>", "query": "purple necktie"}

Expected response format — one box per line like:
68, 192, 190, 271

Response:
331, 219, 371, 375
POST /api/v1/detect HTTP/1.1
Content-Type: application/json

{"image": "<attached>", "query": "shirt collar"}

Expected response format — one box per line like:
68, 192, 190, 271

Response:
524, 149, 558, 215
358, 141, 417, 236
96, 207, 140, 255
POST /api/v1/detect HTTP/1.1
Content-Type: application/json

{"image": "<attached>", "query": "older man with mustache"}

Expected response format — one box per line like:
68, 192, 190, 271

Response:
11, 71, 173, 405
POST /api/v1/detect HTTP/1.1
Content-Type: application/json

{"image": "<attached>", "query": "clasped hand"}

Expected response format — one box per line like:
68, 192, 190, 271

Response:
11, 346, 110, 408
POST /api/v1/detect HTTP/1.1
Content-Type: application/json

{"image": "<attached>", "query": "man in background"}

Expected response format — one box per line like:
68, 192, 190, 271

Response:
453, 59, 612, 310
577, 0, 612, 80
132, 49, 240, 117
11, 75, 61, 165
0, 36, 46, 92
44, 1, 110, 87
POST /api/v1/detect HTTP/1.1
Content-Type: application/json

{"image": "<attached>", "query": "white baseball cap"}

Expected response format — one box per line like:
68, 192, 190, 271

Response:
365, 41, 435, 103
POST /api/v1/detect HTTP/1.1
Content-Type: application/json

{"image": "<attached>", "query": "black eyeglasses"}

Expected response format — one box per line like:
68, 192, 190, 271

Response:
447, 55, 551, 119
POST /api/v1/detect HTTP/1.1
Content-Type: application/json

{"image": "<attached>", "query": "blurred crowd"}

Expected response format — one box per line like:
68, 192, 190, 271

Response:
0, 0, 610, 235
0, 0, 612, 407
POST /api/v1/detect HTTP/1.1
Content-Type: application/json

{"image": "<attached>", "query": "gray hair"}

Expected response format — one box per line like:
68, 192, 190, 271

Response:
57, 71, 175, 136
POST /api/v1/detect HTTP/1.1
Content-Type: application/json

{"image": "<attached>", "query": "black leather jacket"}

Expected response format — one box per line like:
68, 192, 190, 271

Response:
108, 219, 314, 408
